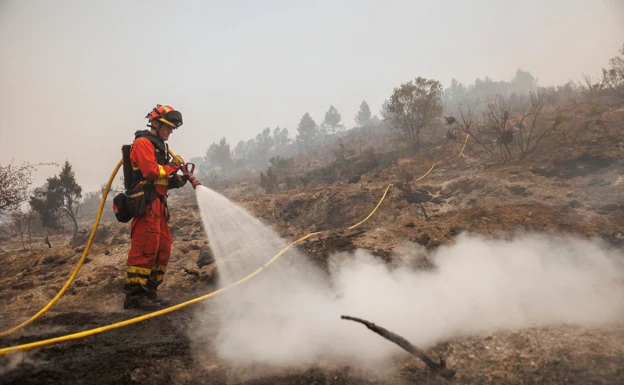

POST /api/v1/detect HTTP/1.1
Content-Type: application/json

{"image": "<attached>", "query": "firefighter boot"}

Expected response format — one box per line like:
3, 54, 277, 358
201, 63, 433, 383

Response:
123, 294, 162, 311
146, 267, 171, 306
147, 289, 171, 306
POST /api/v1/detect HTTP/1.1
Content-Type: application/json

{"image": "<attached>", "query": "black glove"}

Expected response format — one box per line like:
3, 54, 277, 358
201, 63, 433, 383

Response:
168, 174, 188, 189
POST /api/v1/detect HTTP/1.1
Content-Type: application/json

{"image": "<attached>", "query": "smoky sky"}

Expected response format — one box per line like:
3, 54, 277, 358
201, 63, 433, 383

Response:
0, 0, 622, 192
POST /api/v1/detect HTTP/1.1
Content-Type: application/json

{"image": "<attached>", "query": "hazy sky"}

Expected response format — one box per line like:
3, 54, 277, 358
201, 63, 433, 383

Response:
1, 0, 623, 192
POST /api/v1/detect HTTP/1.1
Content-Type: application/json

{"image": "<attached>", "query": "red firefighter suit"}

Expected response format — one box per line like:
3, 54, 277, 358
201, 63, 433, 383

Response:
123, 130, 185, 297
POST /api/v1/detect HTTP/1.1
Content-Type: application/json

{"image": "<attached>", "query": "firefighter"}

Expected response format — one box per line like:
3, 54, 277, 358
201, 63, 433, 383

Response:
123, 104, 188, 310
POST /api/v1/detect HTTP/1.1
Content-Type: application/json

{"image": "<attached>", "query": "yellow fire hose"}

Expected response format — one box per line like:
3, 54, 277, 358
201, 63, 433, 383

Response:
0, 136, 468, 355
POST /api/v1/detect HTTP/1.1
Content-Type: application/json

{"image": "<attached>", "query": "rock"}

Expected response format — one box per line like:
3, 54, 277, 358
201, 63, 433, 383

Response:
404, 222, 415, 228
12, 281, 35, 290
199, 266, 220, 285
181, 243, 202, 254
70, 226, 111, 246
430, 196, 444, 204
506, 185, 530, 196
75, 248, 85, 253
449, 227, 464, 236
588, 177, 606, 186
42, 255, 60, 264
70, 230, 89, 246
568, 200, 581, 208
39, 255, 67, 267
404, 190, 432, 203
530, 165, 557, 177
94, 226, 111, 244
439, 187, 453, 198
415, 233, 430, 246
348, 175, 361, 184
169, 223, 182, 236
598, 204, 619, 212
197, 247, 215, 268
84, 257, 93, 264
182, 268, 200, 278
110, 236, 126, 245
104, 250, 111, 256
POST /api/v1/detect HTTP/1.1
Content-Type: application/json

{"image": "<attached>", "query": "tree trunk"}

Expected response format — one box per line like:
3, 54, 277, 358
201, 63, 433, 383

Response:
27, 210, 33, 250
70, 214, 78, 239
18, 228, 26, 251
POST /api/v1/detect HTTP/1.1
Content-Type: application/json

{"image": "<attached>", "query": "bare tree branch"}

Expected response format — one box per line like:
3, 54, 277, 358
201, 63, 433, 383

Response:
341, 315, 456, 379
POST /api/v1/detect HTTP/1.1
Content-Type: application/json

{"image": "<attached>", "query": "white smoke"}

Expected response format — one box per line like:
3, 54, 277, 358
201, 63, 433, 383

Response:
193, 186, 624, 368
0, 352, 36, 377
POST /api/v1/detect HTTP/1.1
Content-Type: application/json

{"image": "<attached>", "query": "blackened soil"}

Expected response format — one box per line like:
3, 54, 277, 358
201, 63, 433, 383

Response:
0, 309, 220, 385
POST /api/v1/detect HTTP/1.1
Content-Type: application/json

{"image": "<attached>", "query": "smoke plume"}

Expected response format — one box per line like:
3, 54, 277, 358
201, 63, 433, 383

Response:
193, 186, 624, 368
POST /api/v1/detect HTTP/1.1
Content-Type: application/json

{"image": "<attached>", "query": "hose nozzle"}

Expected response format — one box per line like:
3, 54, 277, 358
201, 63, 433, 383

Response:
181, 163, 201, 189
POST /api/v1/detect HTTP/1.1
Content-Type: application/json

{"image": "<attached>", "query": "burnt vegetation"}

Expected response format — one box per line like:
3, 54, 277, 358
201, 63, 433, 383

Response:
162, 44, 624, 198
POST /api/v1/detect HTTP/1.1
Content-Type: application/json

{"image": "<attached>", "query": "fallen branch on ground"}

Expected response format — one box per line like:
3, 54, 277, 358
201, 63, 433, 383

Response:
418, 203, 429, 219
341, 315, 456, 379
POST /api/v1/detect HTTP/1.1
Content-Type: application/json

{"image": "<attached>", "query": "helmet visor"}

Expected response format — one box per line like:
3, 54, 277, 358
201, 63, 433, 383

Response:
165, 110, 183, 127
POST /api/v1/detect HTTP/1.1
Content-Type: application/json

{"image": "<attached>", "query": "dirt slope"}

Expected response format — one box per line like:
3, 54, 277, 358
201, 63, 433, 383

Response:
1, 113, 623, 384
